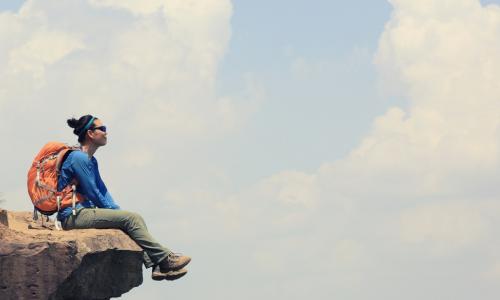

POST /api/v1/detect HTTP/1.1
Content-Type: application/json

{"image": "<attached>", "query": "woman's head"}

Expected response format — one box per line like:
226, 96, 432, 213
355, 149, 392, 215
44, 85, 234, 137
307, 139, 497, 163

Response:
67, 115, 107, 146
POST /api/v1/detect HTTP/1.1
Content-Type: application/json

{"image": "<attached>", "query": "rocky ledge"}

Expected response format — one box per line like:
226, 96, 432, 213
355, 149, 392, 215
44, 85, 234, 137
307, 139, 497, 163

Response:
0, 209, 143, 300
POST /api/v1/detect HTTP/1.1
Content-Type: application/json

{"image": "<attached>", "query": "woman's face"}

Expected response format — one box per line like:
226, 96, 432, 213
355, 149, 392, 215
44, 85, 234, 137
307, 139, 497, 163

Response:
88, 118, 107, 146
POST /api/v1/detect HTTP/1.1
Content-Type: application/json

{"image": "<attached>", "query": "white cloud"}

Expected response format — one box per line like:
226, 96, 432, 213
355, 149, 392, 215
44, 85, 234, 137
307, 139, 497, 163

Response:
170, 0, 500, 297
327, 0, 500, 200
3, 0, 500, 299
398, 202, 487, 254
8, 30, 83, 81
0, 0, 238, 139
258, 171, 319, 208
89, 0, 166, 15
0, 0, 251, 208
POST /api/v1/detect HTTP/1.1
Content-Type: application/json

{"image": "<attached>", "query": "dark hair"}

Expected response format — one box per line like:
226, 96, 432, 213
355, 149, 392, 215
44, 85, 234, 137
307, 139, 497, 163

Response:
67, 115, 98, 144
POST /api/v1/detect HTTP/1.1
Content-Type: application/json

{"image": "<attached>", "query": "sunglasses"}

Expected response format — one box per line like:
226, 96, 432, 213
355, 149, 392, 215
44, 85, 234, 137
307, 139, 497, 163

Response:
91, 126, 107, 133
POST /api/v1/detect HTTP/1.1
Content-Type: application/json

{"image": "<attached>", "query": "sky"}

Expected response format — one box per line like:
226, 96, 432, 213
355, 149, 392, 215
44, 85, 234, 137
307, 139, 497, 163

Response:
1, 0, 500, 299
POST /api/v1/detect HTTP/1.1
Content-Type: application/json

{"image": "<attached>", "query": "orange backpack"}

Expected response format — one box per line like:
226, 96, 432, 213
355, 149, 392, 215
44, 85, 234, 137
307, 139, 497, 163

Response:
27, 142, 84, 216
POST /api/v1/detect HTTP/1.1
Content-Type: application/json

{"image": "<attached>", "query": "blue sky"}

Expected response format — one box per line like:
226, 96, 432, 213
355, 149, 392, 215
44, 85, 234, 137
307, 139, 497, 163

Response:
215, 0, 393, 181
1, 1, 500, 299
0, 0, 24, 11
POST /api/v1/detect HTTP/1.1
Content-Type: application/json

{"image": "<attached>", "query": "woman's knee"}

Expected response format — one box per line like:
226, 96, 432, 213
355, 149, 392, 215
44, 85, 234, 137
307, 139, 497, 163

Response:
124, 211, 145, 226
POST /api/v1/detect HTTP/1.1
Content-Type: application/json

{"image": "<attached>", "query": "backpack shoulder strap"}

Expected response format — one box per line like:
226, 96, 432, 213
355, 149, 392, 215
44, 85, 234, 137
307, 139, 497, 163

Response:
55, 146, 81, 172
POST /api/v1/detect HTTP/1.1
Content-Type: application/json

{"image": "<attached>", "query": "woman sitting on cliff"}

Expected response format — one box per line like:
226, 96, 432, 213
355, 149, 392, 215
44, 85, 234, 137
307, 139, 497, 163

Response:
57, 114, 191, 281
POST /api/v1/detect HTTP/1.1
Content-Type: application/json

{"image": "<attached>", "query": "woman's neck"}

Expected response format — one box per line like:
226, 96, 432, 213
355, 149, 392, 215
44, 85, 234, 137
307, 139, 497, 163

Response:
81, 143, 98, 158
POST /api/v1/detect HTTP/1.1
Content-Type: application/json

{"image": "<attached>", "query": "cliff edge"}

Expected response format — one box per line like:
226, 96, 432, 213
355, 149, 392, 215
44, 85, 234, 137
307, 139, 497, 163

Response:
0, 209, 143, 300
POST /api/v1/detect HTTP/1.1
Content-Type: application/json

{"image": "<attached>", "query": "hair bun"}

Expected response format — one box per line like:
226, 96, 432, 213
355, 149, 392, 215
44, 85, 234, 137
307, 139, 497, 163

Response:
67, 118, 79, 129
67, 118, 78, 128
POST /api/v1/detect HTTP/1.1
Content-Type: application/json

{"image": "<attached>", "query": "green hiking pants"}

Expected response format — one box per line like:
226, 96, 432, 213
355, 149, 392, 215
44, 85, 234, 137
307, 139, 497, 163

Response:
62, 208, 171, 268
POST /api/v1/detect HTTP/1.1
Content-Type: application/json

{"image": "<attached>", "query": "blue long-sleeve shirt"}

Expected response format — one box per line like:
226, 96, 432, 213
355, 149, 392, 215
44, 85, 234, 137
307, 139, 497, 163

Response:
57, 150, 120, 221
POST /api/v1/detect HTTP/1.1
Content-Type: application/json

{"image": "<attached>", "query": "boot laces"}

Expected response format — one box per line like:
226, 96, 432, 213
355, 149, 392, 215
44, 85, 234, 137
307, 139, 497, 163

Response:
168, 252, 184, 262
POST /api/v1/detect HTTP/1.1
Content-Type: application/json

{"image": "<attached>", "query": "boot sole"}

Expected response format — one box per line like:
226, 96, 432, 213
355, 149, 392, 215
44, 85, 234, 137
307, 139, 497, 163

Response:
165, 269, 188, 281
152, 268, 188, 281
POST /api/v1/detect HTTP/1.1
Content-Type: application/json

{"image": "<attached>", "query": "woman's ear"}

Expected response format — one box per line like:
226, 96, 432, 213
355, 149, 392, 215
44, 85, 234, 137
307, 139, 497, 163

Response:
86, 129, 94, 140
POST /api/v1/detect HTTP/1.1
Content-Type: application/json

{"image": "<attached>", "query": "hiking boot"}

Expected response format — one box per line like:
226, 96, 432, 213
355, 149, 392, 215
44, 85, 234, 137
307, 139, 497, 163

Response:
152, 266, 188, 281
159, 252, 191, 272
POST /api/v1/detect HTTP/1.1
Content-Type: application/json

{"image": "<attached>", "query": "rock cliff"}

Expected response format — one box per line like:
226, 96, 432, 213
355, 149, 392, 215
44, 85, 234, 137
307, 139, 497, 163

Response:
0, 209, 143, 300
